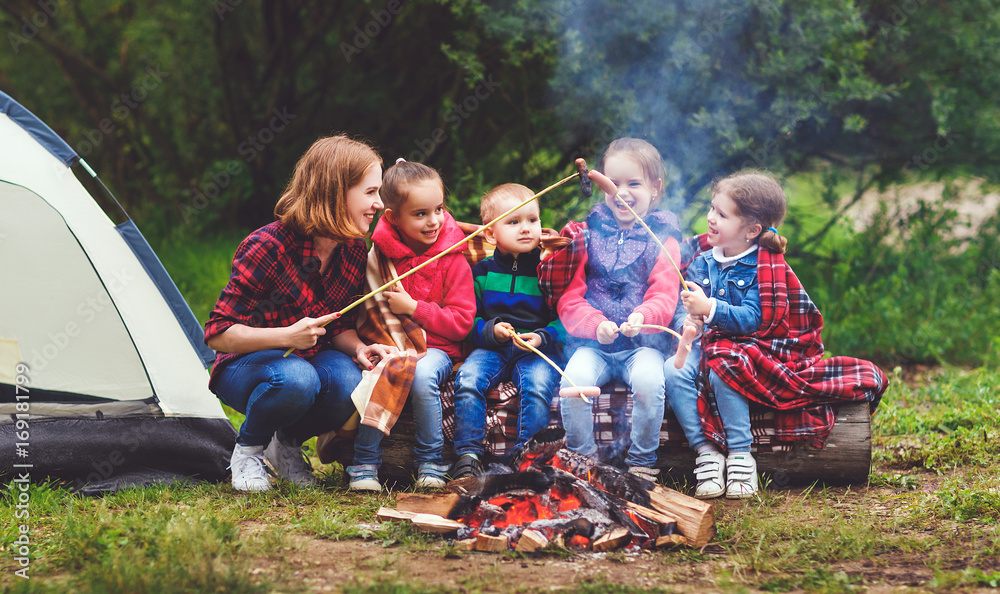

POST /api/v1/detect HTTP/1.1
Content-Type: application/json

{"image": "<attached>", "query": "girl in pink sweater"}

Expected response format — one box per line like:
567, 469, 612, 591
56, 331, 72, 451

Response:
347, 159, 475, 491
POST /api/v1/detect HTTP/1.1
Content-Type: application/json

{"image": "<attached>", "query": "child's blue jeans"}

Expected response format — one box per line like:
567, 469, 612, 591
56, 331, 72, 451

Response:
213, 349, 360, 447
353, 348, 452, 467
453, 345, 560, 458
559, 346, 665, 468
664, 340, 752, 453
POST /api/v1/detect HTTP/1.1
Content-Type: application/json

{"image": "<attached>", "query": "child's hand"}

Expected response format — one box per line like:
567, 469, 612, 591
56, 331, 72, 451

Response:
683, 314, 704, 335
596, 321, 620, 345
619, 312, 644, 337
385, 287, 418, 317
513, 332, 542, 351
494, 322, 515, 343
356, 343, 399, 370
681, 282, 712, 317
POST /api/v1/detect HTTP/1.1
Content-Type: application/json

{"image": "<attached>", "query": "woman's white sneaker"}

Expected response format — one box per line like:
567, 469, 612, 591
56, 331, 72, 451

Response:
693, 450, 726, 499
230, 444, 271, 492
725, 453, 758, 499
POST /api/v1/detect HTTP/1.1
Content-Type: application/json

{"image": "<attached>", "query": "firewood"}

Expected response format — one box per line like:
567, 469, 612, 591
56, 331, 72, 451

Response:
593, 527, 630, 552
514, 529, 549, 553
410, 513, 465, 534
474, 533, 509, 552
625, 501, 677, 527
376, 507, 416, 522
395, 492, 462, 517
655, 534, 687, 547
455, 537, 478, 551
647, 485, 715, 547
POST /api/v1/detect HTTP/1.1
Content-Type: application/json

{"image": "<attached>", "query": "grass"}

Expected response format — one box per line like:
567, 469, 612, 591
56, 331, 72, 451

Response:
3, 366, 1000, 591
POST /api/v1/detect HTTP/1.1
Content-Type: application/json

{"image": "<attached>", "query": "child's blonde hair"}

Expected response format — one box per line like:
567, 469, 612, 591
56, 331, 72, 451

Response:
274, 135, 381, 241
712, 170, 788, 254
600, 137, 668, 209
381, 160, 444, 212
480, 183, 534, 224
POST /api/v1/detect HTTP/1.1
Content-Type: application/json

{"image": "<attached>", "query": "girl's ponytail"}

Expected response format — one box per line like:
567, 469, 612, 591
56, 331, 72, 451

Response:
758, 226, 787, 254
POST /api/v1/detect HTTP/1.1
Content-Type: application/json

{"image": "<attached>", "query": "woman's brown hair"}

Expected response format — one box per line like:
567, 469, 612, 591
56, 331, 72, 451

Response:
274, 135, 381, 241
712, 170, 788, 254
380, 160, 444, 213
600, 137, 668, 209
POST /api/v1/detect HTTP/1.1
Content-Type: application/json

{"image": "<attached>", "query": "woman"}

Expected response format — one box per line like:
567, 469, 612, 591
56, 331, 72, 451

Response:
205, 135, 396, 491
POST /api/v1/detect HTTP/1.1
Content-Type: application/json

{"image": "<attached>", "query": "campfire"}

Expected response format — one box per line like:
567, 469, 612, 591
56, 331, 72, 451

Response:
377, 429, 714, 553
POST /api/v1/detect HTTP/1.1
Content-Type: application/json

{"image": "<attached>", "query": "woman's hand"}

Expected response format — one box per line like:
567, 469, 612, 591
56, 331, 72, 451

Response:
513, 332, 542, 351
596, 320, 620, 345
285, 312, 341, 350
356, 343, 398, 370
619, 312, 644, 337
493, 321, 516, 343
681, 282, 712, 317
384, 287, 418, 316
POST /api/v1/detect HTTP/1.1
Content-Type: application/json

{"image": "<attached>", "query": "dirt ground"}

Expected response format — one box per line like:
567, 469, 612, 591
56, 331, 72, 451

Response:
240, 479, 999, 593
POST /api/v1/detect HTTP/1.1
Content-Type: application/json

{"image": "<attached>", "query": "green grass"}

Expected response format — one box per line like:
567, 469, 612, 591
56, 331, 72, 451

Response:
4, 366, 1000, 591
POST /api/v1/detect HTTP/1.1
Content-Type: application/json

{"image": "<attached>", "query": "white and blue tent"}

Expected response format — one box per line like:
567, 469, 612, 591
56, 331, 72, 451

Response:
0, 90, 235, 492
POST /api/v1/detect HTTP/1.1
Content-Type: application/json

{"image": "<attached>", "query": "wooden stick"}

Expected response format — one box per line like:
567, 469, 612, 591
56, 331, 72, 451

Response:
282, 171, 581, 356
505, 329, 593, 404
631, 324, 684, 341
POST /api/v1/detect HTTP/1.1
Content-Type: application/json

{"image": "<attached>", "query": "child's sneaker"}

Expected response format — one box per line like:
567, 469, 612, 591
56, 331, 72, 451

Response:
628, 466, 660, 483
415, 462, 450, 489
347, 464, 381, 491
452, 454, 483, 480
230, 444, 271, 492
693, 450, 726, 499
725, 453, 758, 499
264, 432, 317, 487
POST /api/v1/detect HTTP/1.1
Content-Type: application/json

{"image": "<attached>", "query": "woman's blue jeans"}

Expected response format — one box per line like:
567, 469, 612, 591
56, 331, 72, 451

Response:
453, 345, 559, 458
352, 348, 452, 467
559, 346, 665, 468
664, 340, 752, 453
213, 349, 361, 447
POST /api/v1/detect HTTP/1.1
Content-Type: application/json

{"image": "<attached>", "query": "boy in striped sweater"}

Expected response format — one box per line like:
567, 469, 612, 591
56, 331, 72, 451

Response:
451, 184, 563, 478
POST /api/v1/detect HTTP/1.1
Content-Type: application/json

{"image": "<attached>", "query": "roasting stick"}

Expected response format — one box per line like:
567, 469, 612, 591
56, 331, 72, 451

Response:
505, 329, 600, 404
630, 324, 683, 341
282, 169, 584, 357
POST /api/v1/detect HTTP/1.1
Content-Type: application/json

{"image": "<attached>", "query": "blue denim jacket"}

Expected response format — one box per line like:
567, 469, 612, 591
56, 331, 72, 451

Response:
685, 247, 762, 335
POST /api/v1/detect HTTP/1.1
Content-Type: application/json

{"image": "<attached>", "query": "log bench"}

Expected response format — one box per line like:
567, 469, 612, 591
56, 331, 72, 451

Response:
330, 379, 873, 487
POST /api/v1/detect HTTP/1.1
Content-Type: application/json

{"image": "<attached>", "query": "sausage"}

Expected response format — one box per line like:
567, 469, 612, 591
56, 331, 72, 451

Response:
574, 158, 593, 198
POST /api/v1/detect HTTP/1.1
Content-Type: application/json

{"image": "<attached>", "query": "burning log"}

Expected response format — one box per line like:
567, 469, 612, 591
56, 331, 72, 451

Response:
515, 529, 549, 552
593, 527, 631, 553
510, 426, 567, 471
551, 449, 714, 547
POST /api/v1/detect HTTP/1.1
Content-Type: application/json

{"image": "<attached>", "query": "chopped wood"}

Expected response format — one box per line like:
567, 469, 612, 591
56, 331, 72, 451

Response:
647, 485, 715, 547
410, 513, 465, 534
376, 507, 416, 522
625, 501, 677, 526
455, 537, 478, 551
655, 533, 687, 547
474, 533, 509, 552
395, 492, 462, 517
514, 529, 549, 553
593, 527, 630, 552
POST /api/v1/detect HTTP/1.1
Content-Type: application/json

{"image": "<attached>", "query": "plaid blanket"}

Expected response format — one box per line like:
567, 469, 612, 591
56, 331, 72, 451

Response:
538, 221, 588, 309
696, 241, 887, 448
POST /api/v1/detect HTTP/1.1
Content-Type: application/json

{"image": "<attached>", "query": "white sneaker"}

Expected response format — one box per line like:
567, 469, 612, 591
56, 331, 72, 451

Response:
230, 444, 271, 492
347, 464, 381, 491
263, 433, 317, 487
693, 450, 726, 499
725, 453, 759, 499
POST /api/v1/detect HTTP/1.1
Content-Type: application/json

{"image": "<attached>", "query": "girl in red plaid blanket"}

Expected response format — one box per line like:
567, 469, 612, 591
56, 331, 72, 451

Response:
665, 171, 787, 499
557, 138, 682, 481
347, 159, 476, 491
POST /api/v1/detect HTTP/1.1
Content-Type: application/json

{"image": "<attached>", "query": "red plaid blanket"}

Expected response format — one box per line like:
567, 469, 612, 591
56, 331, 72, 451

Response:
696, 240, 887, 448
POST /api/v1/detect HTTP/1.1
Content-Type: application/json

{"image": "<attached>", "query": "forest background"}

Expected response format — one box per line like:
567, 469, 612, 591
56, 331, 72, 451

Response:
2, 0, 1000, 365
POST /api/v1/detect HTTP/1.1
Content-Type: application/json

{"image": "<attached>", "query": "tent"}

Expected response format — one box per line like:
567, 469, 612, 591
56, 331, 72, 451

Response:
0, 90, 235, 493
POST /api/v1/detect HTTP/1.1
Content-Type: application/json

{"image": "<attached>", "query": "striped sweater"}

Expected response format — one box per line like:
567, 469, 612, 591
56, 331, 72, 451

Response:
468, 247, 562, 352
